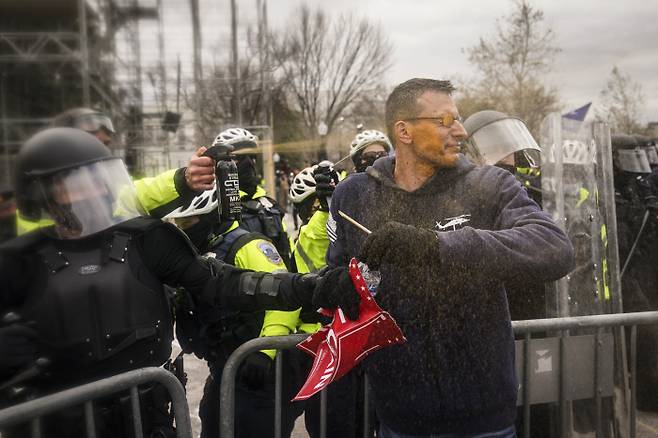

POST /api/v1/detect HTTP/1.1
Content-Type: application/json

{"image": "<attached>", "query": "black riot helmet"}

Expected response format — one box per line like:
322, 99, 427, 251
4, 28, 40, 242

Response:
15, 128, 143, 238
52, 107, 115, 145
463, 110, 540, 168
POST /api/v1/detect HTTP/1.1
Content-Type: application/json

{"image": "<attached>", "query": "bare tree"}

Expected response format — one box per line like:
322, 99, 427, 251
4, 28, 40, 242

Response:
462, 0, 560, 134
598, 66, 646, 134
270, 6, 393, 158
184, 26, 283, 143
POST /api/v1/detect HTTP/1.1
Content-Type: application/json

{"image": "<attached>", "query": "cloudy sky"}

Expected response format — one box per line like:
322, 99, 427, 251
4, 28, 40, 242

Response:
138, 0, 658, 123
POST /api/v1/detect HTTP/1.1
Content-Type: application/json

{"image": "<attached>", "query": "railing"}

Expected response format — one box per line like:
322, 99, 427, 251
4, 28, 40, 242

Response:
219, 311, 658, 438
0, 367, 192, 438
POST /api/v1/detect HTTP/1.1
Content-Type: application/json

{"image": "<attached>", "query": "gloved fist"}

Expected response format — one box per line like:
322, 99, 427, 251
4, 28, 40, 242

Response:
239, 351, 273, 390
311, 267, 360, 320
314, 173, 336, 211
360, 221, 439, 270
0, 325, 40, 373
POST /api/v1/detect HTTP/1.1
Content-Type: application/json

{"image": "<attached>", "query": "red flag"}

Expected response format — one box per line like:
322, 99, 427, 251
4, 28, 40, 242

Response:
293, 258, 406, 401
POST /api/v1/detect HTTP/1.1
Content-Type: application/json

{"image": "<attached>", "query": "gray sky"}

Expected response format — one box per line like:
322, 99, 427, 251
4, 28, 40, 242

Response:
138, 0, 658, 123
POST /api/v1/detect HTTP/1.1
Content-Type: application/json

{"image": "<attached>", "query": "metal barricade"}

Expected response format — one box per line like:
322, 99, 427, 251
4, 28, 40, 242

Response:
0, 367, 193, 438
514, 310, 658, 438
219, 311, 658, 438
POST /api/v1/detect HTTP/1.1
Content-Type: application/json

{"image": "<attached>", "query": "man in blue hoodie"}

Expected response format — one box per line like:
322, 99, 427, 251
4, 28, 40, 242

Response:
326, 78, 574, 437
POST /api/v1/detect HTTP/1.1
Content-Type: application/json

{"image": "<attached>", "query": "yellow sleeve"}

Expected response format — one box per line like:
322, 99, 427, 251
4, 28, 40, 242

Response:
293, 210, 330, 274
133, 169, 180, 214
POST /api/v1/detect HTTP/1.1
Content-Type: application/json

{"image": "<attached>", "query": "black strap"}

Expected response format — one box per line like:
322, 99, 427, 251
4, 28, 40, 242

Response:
224, 232, 268, 266
109, 232, 131, 263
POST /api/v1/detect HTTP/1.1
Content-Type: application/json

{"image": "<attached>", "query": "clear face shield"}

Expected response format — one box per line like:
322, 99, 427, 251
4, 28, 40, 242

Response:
74, 113, 115, 134
466, 118, 541, 167
616, 149, 652, 174
38, 159, 145, 239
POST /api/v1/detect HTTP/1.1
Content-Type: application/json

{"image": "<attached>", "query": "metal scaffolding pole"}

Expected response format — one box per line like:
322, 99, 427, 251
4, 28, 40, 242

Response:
231, 0, 242, 125
190, 0, 203, 142
78, 0, 91, 106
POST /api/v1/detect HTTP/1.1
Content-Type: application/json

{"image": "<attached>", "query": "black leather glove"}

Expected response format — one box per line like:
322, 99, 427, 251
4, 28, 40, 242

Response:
239, 351, 273, 390
310, 267, 360, 320
0, 325, 39, 374
360, 221, 439, 270
314, 172, 336, 212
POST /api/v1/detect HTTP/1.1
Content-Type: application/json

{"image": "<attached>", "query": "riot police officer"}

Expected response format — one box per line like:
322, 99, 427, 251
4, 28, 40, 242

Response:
164, 182, 301, 438
211, 128, 293, 267
612, 134, 658, 411
16, 107, 214, 235
0, 128, 361, 437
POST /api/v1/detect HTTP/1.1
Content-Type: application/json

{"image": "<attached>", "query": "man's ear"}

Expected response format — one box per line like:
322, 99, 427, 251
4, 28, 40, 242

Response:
394, 121, 413, 146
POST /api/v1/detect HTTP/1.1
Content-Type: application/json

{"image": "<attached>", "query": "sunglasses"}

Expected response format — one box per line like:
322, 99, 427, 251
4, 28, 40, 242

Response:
404, 114, 463, 128
361, 151, 389, 161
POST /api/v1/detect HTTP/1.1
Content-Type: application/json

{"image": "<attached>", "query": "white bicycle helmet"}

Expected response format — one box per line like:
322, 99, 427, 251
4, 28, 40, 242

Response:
349, 129, 392, 157
163, 185, 218, 219
212, 127, 258, 150
289, 165, 318, 203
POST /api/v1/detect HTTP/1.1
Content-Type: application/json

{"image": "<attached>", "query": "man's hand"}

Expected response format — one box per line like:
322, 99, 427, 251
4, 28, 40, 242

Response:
184, 146, 215, 192
309, 267, 361, 320
239, 352, 273, 390
360, 221, 439, 270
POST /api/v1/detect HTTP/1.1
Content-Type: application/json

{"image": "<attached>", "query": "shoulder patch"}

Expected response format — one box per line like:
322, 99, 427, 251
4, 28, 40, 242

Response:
257, 241, 283, 264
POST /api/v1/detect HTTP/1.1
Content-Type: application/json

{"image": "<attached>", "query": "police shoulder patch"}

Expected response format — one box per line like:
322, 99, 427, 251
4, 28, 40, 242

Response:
257, 241, 283, 264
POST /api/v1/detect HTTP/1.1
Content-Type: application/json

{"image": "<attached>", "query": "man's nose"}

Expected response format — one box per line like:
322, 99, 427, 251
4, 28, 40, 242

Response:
451, 121, 468, 139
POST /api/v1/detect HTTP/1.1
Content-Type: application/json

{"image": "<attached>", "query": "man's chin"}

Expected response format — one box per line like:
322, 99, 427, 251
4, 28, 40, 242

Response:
440, 152, 461, 168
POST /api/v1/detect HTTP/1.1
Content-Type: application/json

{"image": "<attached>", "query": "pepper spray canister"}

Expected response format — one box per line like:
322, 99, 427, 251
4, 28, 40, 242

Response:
203, 144, 242, 222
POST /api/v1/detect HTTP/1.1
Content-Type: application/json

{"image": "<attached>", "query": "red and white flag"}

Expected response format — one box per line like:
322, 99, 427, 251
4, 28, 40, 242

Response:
293, 258, 406, 401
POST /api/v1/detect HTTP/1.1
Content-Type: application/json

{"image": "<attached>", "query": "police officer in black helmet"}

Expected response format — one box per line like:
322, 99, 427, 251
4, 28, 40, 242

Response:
611, 133, 658, 412
0, 128, 360, 437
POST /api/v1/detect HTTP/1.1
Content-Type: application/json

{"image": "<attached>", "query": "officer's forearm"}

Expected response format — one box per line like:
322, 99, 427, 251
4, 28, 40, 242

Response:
210, 271, 315, 312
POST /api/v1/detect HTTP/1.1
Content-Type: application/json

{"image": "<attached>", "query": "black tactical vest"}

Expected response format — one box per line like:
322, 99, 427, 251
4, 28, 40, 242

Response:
17, 219, 174, 386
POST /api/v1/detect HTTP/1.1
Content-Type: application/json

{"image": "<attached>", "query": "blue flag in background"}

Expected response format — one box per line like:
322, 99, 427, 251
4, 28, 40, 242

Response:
563, 103, 592, 121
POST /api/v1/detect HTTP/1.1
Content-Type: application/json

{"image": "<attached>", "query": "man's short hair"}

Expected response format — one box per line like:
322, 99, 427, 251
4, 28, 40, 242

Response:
385, 78, 456, 142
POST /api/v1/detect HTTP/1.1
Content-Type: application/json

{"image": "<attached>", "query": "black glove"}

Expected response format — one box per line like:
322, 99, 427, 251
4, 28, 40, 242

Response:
239, 351, 273, 390
313, 171, 338, 212
360, 221, 439, 270
0, 325, 39, 374
310, 267, 360, 320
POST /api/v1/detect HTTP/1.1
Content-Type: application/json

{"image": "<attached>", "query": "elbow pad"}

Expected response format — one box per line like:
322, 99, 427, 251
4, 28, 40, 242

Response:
219, 271, 312, 312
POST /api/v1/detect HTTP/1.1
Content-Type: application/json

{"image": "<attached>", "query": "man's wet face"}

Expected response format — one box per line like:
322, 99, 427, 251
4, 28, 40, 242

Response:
406, 92, 467, 169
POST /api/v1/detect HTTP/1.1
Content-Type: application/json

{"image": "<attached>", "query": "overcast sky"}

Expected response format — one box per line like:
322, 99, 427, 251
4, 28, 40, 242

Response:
138, 0, 658, 123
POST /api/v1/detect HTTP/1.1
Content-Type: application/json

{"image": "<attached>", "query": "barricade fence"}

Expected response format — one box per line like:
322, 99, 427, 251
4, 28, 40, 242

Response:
2, 311, 658, 438
219, 311, 658, 438
0, 367, 193, 438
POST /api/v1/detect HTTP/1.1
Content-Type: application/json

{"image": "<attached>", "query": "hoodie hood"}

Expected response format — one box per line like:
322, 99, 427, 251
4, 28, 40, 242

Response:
366, 154, 476, 195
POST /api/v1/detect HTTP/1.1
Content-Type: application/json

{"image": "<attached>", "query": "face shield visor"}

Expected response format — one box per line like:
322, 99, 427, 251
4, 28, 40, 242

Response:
38, 159, 144, 239
616, 149, 652, 174
467, 118, 540, 167
642, 146, 658, 166
74, 113, 115, 135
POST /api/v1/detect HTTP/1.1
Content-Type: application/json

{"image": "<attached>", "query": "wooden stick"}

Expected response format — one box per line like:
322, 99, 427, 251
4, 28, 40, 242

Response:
338, 210, 372, 235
